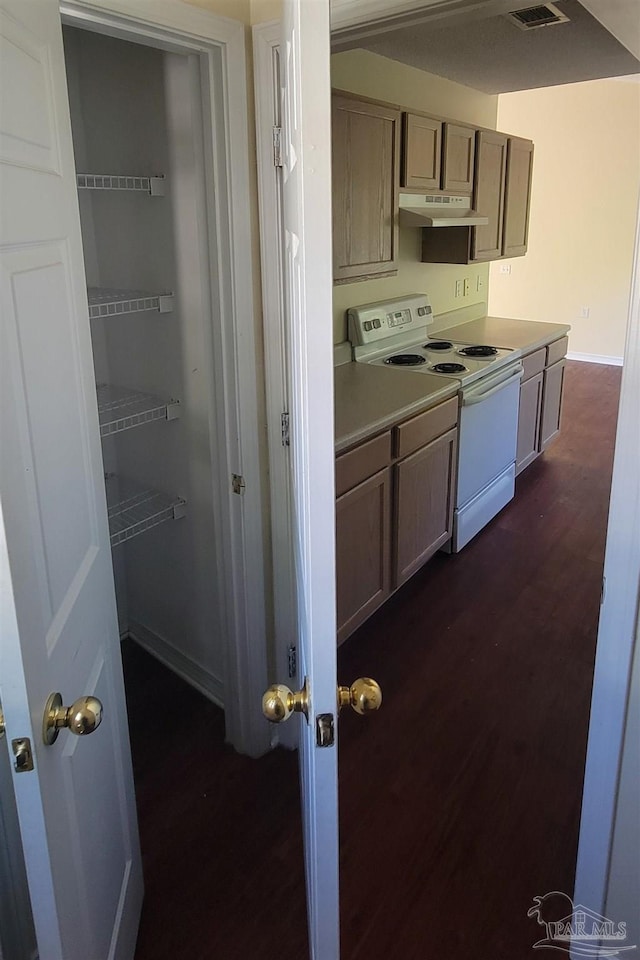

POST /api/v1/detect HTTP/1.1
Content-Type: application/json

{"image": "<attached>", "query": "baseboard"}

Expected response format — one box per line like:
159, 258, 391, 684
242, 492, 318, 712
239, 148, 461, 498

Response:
567, 351, 623, 367
126, 620, 225, 709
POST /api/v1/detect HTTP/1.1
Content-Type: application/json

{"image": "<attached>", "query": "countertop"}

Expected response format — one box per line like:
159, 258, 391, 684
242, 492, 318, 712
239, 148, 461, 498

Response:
335, 362, 458, 454
437, 315, 571, 354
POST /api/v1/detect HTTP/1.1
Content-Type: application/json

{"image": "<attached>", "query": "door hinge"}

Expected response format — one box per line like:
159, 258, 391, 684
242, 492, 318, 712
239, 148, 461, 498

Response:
287, 644, 297, 679
273, 126, 283, 167
601, 575, 606, 605
232, 474, 246, 495
281, 412, 290, 447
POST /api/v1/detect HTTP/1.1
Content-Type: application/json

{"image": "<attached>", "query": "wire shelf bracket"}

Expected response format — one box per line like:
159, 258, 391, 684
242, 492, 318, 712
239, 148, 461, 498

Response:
77, 173, 166, 196
87, 288, 174, 319
105, 475, 186, 547
97, 385, 180, 437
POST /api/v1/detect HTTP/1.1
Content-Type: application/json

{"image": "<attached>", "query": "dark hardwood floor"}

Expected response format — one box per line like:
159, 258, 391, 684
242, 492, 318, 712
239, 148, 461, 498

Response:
126, 360, 621, 960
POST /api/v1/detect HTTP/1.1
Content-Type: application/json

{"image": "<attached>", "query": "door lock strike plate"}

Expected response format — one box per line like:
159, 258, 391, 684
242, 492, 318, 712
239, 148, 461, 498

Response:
12, 738, 34, 772
232, 474, 246, 495
316, 713, 335, 748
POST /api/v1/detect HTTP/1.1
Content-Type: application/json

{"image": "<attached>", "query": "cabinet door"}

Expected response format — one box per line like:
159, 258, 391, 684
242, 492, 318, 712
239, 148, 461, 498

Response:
332, 94, 401, 282
503, 137, 534, 258
540, 359, 566, 451
394, 428, 457, 587
402, 113, 442, 189
516, 371, 544, 475
442, 123, 475, 193
336, 467, 392, 643
471, 130, 508, 262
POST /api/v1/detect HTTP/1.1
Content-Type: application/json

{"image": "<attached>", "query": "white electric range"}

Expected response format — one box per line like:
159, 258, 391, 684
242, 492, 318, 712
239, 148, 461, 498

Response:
347, 293, 524, 552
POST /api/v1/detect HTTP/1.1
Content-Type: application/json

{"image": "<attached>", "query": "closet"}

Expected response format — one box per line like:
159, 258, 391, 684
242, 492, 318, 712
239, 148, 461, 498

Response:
63, 26, 225, 701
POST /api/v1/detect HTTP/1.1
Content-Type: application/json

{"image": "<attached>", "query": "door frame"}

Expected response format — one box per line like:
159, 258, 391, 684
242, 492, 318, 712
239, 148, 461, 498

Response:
252, 20, 298, 750
253, 9, 640, 931
58, 0, 270, 757
572, 200, 640, 924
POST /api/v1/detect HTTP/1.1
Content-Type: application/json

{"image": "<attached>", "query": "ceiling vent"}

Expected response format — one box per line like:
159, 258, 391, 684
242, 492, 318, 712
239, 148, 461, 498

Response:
506, 4, 570, 30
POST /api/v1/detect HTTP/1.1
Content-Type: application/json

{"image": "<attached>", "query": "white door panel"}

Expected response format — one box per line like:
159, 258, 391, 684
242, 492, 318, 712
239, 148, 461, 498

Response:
281, 1, 340, 958
0, 2, 142, 958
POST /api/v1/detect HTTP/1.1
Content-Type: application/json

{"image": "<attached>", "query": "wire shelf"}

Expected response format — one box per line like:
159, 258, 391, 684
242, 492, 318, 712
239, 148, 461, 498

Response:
77, 173, 165, 196
97, 385, 180, 437
87, 288, 174, 319
105, 475, 186, 547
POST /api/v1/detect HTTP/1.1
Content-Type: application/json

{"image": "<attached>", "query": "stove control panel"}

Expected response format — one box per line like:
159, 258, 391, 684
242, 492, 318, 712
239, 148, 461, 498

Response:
348, 294, 433, 346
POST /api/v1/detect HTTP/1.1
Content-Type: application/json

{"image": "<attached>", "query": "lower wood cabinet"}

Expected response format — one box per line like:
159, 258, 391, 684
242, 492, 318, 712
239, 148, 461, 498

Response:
516, 371, 544, 475
394, 428, 457, 587
540, 358, 566, 451
516, 337, 568, 474
335, 396, 458, 643
336, 467, 391, 644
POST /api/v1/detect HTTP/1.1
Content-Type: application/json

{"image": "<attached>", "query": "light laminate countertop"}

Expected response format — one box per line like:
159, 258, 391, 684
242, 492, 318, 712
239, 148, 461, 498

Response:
437, 315, 571, 354
335, 362, 458, 454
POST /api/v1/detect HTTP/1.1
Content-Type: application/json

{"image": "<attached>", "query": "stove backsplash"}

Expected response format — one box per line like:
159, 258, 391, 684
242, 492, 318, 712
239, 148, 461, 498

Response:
333, 256, 492, 345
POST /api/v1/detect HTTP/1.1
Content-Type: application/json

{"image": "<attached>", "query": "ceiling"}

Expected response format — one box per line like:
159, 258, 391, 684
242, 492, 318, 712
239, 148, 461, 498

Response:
331, 0, 640, 94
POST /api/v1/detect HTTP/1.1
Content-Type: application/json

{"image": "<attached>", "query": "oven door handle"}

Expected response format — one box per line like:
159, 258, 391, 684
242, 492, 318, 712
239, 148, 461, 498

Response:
462, 362, 524, 405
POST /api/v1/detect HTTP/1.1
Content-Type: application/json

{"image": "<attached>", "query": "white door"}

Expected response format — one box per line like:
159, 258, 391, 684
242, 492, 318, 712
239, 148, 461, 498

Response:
281, 1, 340, 957
0, 3, 142, 959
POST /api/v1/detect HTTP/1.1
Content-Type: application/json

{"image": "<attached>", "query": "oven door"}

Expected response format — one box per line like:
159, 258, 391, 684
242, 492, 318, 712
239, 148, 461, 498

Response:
456, 361, 524, 509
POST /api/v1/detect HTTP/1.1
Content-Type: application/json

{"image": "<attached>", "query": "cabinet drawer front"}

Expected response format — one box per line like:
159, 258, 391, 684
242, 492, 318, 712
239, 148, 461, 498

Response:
521, 347, 546, 382
546, 336, 569, 367
394, 396, 458, 460
335, 431, 391, 497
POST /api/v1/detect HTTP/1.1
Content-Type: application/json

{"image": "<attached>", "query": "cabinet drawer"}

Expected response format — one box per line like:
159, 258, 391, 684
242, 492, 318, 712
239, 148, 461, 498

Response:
521, 347, 546, 382
335, 431, 391, 497
394, 396, 458, 460
546, 336, 569, 367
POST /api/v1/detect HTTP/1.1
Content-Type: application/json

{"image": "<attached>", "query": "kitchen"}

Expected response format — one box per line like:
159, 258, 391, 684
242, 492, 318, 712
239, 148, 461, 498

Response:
246, 3, 637, 954
0, 2, 637, 958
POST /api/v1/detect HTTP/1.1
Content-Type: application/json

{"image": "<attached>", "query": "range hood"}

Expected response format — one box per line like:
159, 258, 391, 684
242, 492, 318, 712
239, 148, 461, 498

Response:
399, 194, 488, 228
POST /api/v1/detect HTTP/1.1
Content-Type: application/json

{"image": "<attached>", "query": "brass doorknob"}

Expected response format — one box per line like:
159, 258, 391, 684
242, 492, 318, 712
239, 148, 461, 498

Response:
338, 678, 382, 715
262, 679, 309, 722
262, 677, 382, 723
43, 692, 103, 745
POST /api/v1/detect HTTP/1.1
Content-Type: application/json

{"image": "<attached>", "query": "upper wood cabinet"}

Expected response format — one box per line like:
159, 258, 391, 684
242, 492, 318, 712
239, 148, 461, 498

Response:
503, 137, 534, 258
442, 123, 475, 193
471, 130, 508, 262
402, 113, 442, 189
401, 115, 475, 194
332, 93, 401, 283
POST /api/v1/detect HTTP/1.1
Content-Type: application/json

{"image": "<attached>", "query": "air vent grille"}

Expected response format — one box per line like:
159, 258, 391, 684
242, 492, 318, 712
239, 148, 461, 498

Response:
507, 3, 569, 30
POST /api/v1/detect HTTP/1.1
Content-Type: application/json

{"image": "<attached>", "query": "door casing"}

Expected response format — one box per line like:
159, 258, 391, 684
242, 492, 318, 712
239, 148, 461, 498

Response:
59, 0, 270, 758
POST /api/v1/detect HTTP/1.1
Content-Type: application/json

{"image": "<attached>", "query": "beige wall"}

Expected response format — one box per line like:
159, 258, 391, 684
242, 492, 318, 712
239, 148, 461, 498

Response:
488, 78, 640, 361
331, 50, 498, 344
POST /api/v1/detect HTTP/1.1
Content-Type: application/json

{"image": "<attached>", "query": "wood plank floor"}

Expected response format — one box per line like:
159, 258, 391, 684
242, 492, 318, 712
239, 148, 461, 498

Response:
126, 360, 621, 960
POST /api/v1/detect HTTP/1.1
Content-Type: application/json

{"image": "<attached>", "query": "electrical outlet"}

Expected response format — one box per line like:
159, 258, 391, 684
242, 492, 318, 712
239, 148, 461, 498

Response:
580, 306, 590, 319
476, 275, 485, 292
463, 278, 470, 297
499, 263, 512, 275
455, 280, 463, 298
